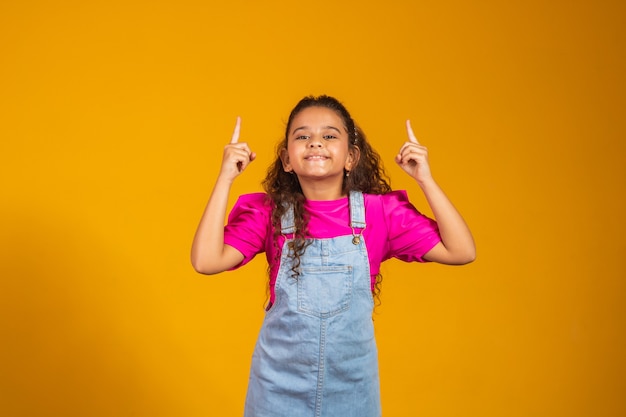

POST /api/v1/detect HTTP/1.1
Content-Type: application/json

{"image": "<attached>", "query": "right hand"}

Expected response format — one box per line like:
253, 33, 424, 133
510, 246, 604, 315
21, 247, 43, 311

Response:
219, 117, 256, 181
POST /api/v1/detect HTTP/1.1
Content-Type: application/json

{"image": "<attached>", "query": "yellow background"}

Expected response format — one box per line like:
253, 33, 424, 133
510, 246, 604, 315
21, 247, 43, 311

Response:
1, 0, 624, 416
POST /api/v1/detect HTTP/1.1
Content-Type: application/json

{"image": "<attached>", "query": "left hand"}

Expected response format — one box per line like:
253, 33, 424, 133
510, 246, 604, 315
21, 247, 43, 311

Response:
395, 120, 433, 184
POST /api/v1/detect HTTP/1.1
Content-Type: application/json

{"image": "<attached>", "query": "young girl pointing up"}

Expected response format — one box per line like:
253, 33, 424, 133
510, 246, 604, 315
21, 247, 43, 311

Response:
191, 95, 475, 417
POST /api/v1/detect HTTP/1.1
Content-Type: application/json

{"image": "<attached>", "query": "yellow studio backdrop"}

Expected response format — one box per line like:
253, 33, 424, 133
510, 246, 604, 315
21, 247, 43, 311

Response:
1, 0, 624, 416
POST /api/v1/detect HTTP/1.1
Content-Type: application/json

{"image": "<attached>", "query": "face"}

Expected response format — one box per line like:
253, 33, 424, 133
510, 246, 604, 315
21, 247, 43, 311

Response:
280, 106, 357, 185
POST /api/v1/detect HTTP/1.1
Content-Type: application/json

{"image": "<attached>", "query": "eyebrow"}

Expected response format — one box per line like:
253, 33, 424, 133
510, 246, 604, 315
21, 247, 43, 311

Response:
291, 126, 343, 135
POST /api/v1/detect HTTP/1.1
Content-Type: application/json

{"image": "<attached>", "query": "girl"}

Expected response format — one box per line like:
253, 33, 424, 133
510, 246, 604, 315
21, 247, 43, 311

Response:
191, 95, 475, 417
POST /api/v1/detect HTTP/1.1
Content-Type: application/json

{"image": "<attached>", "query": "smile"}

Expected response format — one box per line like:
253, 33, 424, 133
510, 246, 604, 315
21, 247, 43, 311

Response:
305, 155, 328, 160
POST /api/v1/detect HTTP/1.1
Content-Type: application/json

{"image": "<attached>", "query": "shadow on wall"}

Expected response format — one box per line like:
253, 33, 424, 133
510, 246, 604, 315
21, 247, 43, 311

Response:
0, 211, 208, 416
0, 212, 140, 415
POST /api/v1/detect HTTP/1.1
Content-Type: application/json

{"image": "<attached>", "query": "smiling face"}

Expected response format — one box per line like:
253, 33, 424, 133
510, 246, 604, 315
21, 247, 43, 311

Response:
280, 106, 358, 199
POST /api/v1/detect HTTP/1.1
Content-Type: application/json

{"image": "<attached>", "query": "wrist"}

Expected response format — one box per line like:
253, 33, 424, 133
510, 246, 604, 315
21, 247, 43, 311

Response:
216, 173, 236, 187
415, 176, 437, 189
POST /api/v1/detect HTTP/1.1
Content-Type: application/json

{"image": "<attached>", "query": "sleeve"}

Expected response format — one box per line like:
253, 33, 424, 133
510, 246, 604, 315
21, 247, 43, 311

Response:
382, 190, 442, 263
223, 193, 272, 269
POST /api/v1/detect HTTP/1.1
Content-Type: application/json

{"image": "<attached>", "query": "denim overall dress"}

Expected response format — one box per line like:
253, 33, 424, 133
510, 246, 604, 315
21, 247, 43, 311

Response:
244, 191, 381, 417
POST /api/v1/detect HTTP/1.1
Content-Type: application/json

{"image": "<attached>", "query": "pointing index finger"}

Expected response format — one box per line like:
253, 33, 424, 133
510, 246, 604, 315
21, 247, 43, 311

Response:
230, 116, 241, 144
406, 120, 420, 144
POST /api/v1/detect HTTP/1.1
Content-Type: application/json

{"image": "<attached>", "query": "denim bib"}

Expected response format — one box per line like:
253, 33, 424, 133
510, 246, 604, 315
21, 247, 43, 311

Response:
244, 191, 381, 417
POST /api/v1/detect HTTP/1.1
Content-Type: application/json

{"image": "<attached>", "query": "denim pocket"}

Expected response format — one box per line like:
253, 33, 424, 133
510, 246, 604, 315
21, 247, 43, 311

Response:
297, 265, 353, 318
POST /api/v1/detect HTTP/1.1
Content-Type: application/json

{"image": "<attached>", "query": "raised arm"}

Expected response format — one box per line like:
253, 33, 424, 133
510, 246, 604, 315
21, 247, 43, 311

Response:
191, 117, 257, 274
395, 120, 476, 265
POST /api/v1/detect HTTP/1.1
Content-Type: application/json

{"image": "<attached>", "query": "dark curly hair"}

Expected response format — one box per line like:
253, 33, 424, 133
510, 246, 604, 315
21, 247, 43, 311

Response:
262, 95, 392, 300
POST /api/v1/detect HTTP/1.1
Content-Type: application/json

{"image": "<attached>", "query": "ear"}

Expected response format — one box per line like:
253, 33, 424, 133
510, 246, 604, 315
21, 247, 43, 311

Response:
345, 146, 360, 172
280, 147, 292, 172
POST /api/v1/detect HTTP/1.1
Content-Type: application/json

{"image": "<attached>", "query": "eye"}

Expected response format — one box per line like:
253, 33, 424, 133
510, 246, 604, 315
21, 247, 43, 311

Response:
323, 135, 337, 140
295, 135, 310, 140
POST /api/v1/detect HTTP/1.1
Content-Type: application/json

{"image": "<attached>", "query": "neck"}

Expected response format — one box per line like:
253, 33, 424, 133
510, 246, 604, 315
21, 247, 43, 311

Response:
299, 180, 345, 201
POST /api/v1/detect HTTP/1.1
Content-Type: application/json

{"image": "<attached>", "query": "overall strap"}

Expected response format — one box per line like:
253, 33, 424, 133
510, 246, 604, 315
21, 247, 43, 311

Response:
280, 203, 296, 236
349, 191, 366, 229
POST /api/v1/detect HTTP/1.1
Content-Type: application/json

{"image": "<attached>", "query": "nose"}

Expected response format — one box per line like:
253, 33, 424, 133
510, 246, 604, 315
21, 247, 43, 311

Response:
308, 136, 323, 147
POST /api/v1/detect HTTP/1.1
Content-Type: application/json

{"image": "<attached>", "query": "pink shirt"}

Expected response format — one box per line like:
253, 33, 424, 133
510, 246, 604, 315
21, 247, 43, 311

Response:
224, 191, 441, 303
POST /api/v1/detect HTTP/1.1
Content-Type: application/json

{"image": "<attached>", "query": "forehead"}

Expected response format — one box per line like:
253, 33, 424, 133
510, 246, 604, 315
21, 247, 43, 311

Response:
290, 106, 345, 129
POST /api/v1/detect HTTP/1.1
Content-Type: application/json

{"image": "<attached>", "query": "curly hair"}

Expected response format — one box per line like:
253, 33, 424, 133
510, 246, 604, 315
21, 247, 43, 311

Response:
262, 95, 392, 299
